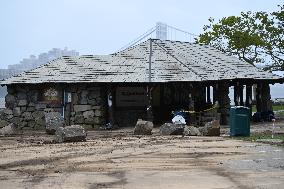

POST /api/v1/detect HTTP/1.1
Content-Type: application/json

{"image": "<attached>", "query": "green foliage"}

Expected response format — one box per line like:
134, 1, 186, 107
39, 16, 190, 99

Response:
197, 5, 284, 70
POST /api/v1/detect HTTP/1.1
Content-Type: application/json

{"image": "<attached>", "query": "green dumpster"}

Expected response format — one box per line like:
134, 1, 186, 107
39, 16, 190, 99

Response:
230, 106, 250, 136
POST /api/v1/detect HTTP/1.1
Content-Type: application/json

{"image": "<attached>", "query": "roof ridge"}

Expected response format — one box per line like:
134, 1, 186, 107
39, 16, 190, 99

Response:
151, 39, 201, 77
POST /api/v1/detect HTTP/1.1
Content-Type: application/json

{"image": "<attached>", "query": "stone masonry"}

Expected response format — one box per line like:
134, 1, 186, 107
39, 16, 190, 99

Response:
0, 84, 106, 129
68, 85, 106, 128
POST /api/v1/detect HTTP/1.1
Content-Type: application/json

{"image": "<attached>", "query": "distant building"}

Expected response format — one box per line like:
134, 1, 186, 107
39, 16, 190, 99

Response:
7, 47, 79, 74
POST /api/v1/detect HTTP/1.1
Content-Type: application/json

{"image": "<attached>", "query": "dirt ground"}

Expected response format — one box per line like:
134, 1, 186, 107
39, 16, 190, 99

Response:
0, 123, 284, 189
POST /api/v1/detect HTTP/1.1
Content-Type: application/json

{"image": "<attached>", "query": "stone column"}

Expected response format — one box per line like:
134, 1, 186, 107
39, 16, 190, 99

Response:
261, 82, 272, 111
217, 82, 230, 125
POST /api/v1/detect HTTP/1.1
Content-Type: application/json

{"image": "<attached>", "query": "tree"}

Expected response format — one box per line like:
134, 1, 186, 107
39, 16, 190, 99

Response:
196, 5, 284, 70
265, 5, 284, 70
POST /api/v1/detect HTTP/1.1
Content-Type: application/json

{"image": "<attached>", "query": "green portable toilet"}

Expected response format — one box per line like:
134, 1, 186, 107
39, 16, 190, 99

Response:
230, 106, 250, 136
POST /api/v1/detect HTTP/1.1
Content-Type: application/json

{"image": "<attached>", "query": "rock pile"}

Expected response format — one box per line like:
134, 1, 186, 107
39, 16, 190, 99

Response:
160, 120, 220, 137
134, 119, 153, 135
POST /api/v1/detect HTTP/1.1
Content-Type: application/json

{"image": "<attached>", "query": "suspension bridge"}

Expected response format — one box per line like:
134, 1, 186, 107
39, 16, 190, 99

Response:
118, 22, 198, 52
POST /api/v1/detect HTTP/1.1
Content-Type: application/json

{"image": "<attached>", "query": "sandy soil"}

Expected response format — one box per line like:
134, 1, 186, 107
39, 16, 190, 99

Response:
0, 127, 283, 189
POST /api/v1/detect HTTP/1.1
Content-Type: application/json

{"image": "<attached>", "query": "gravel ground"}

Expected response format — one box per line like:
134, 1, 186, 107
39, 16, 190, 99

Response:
0, 126, 283, 189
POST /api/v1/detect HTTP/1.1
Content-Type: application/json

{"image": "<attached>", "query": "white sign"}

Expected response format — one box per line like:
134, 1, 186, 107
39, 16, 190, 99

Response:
116, 87, 148, 107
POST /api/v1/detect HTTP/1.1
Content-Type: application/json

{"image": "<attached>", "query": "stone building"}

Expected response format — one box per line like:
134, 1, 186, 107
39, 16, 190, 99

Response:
0, 39, 283, 129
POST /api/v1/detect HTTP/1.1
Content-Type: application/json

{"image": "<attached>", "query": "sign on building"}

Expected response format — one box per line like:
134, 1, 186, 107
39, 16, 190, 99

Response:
116, 87, 147, 107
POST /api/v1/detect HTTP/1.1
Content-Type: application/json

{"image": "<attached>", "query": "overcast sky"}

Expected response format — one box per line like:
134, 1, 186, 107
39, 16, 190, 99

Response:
0, 0, 282, 69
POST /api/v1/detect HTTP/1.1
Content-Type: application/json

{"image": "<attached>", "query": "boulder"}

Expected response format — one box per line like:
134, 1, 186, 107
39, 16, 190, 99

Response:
55, 125, 87, 143
22, 112, 32, 121
18, 99, 27, 106
183, 126, 201, 136
0, 119, 9, 128
0, 123, 17, 136
35, 103, 47, 110
5, 94, 16, 109
32, 111, 45, 119
3, 109, 13, 120
3, 109, 13, 115
35, 117, 45, 126
94, 110, 103, 117
27, 106, 35, 112
10, 117, 21, 126
160, 123, 184, 135
92, 106, 101, 110
44, 112, 65, 134
28, 120, 36, 128
13, 107, 21, 117
198, 120, 220, 136
74, 105, 92, 112
74, 115, 84, 124
83, 110, 95, 119
134, 119, 153, 135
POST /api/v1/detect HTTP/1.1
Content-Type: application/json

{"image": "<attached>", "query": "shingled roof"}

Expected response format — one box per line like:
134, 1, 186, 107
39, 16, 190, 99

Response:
1, 39, 282, 84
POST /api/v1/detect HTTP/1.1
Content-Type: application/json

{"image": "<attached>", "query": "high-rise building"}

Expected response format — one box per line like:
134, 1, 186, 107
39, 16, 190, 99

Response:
156, 22, 167, 40
4, 48, 79, 79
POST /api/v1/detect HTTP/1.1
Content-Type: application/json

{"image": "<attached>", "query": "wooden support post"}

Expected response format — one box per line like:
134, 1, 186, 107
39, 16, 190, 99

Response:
206, 86, 211, 103
245, 85, 252, 108
146, 86, 154, 121
213, 84, 218, 104
107, 86, 115, 126
239, 85, 244, 106
201, 84, 206, 105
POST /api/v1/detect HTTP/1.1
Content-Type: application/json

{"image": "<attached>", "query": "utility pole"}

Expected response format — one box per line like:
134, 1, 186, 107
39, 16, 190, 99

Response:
148, 39, 152, 82
147, 39, 153, 121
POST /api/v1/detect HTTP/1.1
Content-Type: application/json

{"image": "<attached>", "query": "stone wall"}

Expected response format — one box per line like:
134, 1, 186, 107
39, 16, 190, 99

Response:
68, 85, 106, 128
0, 84, 107, 129
1, 85, 46, 129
